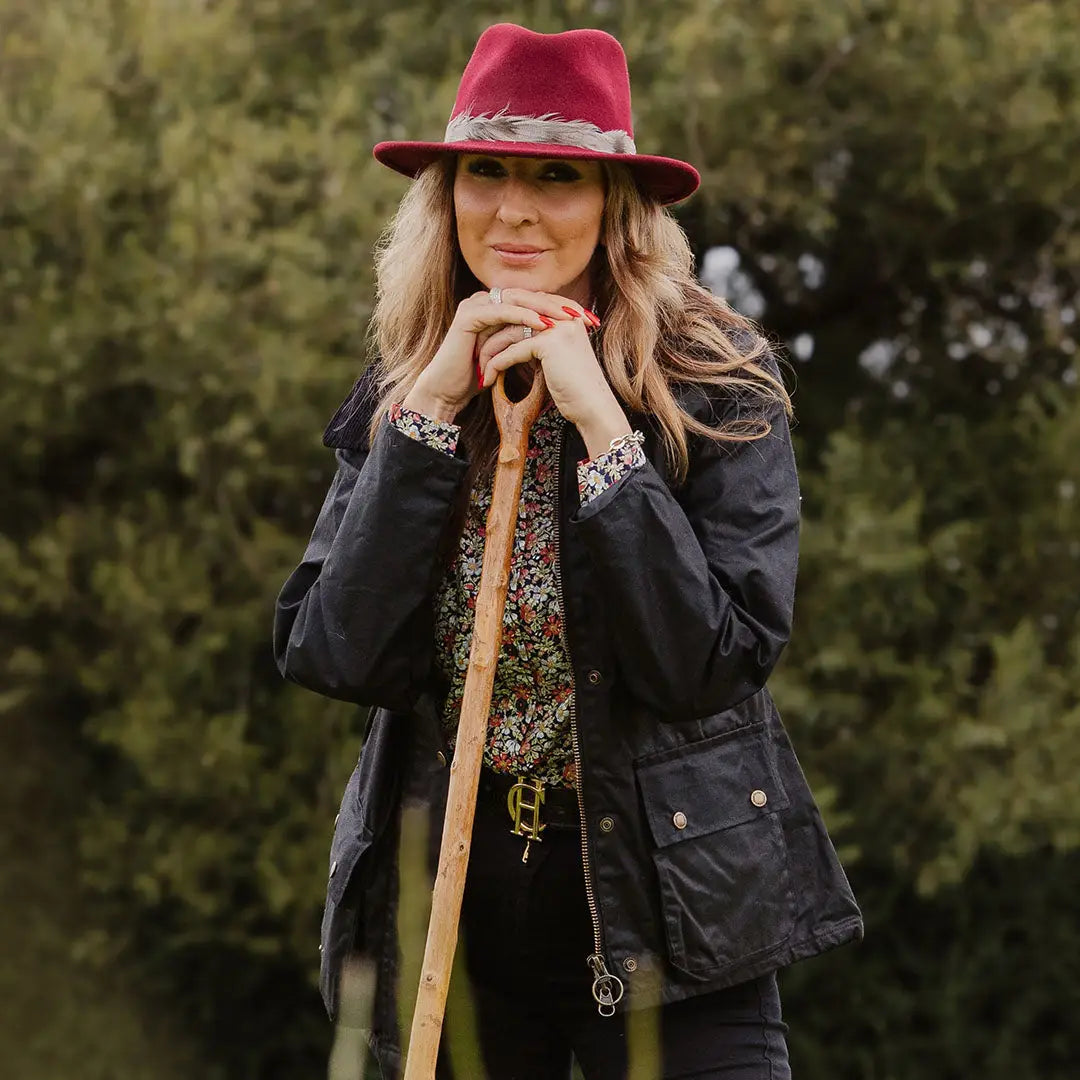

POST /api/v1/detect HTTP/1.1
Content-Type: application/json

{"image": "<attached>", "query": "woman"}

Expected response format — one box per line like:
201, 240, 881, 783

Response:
274, 22, 862, 1080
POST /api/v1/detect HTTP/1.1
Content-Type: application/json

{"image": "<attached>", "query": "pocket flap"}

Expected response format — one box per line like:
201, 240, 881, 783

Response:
327, 831, 371, 904
634, 724, 789, 847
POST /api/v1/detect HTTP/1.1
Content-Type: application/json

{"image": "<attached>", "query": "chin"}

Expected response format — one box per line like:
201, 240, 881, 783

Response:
482, 266, 555, 292
498, 274, 583, 300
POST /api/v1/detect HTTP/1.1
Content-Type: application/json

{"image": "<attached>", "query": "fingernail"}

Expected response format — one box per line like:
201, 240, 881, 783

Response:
561, 306, 582, 318
583, 308, 601, 327
539, 315, 556, 328
477, 361, 483, 388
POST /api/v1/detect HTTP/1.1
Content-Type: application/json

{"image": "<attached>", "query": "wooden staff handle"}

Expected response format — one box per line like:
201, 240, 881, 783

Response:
402, 363, 549, 1080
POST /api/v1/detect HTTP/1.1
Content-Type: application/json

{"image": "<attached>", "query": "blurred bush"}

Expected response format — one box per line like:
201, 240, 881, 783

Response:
1, 0, 1077, 1077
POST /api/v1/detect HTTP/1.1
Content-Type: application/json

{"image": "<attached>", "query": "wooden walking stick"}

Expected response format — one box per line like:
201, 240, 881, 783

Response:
402, 362, 549, 1080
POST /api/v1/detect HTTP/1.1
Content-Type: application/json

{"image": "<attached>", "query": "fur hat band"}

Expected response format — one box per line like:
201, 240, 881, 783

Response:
443, 108, 638, 157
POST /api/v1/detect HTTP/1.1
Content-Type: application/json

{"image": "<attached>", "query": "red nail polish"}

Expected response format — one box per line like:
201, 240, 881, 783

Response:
561, 306, 582, 318
583, 308, 601, 327
477, 361, 483, 388
539, 315, 556, 328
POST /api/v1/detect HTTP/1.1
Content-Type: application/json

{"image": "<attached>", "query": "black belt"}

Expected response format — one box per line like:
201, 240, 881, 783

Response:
476, 767, 580, 833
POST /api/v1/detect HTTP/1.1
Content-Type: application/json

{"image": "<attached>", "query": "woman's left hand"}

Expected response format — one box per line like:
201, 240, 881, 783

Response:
478, 296, 619, 429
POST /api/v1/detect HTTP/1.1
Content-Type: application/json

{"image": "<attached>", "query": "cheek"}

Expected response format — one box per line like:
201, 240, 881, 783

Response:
553, 198, 604, 256
454, 188, 489, 247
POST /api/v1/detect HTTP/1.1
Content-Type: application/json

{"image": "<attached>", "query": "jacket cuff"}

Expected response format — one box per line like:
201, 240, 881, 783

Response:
577, 441, 647, 505
387, 402, 461, 457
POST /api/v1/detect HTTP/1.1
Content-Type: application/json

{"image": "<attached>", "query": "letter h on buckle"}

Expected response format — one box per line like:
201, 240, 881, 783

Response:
507, 777, 546, 864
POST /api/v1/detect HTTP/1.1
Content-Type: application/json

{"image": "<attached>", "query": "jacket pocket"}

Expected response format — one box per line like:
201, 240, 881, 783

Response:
319, 760, 374, 1019
634, 722, 795, 976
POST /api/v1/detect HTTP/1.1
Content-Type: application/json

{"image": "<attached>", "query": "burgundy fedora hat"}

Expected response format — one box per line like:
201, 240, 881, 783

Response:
373, 23, 700, 206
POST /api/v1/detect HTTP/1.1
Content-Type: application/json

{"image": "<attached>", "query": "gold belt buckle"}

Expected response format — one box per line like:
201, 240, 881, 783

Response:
507, 777, 546, 864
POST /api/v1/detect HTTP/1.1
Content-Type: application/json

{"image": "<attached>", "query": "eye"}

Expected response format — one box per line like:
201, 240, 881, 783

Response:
466, 158, 505, 177
540, 162, 582, 182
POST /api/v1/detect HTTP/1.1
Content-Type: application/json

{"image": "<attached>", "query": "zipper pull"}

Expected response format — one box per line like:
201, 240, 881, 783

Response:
586, 953, 625, 1017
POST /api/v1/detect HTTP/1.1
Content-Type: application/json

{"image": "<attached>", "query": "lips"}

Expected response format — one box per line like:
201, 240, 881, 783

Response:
492, 246, 548, 268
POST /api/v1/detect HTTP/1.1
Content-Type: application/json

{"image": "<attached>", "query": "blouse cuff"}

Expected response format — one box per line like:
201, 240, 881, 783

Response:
387, 402, 461, 457
577, 441, 647, 505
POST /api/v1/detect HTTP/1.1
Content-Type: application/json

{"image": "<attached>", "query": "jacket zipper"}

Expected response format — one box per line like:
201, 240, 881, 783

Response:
553, 417, 625, 1017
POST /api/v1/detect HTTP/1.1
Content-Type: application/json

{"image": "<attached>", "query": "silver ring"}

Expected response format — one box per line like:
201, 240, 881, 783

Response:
489, 287, 502, 305
522, 325, 533, 339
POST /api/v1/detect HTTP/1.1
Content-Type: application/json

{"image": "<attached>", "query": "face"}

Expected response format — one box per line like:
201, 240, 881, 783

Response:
453, 154, 606, 306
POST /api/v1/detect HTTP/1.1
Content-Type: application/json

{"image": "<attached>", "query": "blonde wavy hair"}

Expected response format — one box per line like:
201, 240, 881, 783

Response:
364, 155, 791, 490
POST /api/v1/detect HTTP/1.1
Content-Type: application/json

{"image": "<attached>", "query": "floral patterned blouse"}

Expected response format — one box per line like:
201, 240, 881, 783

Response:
387, 398, 647, 788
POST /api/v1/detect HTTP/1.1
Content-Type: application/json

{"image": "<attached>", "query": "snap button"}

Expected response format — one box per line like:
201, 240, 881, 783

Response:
329, 859, 338, 878
672, 811, 688, 830
318, 943, 323, 953
750, 789, 768, 808
587, 669, 602, 685
599, 816, 615, 833
622, 956, 638, 973
436, 751, 447, 768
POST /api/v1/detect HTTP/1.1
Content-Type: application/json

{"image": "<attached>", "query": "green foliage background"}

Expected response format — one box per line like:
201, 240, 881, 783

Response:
1, 0, 1077, 1076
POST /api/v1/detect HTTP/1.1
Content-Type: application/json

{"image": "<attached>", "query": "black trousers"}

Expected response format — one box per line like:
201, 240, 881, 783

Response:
438, 787, 791, 1080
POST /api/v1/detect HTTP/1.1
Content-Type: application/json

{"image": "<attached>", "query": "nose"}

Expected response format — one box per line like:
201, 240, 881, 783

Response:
495, 176, 539, 227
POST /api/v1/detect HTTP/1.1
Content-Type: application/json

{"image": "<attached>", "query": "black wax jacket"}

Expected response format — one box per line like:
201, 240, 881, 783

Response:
273, 360, 863, 1075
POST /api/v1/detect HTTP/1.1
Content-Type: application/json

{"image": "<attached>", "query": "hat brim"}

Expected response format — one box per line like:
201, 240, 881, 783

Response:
372, 139, 700, 206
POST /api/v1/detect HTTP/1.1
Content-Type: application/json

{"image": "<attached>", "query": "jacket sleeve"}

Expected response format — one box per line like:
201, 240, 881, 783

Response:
273, 375, 470, 711
568, 378, 800, 721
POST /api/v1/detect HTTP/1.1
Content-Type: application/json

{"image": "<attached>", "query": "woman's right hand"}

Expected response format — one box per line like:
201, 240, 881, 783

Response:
406, 290, 575, 417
